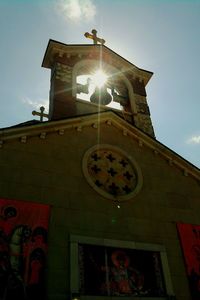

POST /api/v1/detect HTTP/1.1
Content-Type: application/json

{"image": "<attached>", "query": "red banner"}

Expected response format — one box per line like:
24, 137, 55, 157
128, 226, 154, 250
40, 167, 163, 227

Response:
0, 198, 50, 300
177, 223, 200, 299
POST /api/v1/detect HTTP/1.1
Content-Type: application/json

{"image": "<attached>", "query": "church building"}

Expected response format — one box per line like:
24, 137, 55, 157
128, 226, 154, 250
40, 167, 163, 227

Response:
0, 30, 200, 300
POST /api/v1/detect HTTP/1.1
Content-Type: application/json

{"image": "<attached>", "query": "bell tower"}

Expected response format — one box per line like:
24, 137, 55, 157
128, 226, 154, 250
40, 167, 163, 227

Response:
42, 30, 155, 137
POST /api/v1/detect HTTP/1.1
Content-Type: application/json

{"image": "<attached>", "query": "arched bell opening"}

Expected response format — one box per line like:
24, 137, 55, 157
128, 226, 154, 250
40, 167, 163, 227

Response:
72, 59, 136, 113
76, 73, 122, 110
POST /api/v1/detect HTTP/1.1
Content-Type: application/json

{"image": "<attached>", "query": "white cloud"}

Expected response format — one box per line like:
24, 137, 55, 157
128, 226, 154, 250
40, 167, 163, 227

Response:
56, 0, 96, 22
187, 135, 200, 144
22, 97, 48, 111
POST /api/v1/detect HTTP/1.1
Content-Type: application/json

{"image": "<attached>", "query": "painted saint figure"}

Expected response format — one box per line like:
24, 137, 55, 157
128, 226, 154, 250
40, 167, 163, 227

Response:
101, 249, 146, 296
110, 250, 144, 295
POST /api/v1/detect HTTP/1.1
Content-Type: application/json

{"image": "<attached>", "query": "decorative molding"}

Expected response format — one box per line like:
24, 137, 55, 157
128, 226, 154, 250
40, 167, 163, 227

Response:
138, 139, 143, 147
42, 41, 152, 86
136, 114, 154, 137
123, 129, 128, 136
76, 126, 82, 132
168, 158, 173, 166
136, 102, 150, 115
106, 120, 112, 126
58, 129, 65, 135
20, 136, 27, 143
92, 123, 98, 129
153, 149, 159, 155
58, 51, 64, 58
40, 132, 46, 139
55, 62, 72, 83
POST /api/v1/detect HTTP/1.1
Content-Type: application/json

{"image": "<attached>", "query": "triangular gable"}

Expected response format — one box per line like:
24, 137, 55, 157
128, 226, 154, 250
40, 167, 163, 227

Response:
0, 111, 199, 182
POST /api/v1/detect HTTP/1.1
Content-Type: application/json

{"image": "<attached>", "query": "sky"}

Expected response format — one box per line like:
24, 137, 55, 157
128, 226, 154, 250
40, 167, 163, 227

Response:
0, 0, 199, 168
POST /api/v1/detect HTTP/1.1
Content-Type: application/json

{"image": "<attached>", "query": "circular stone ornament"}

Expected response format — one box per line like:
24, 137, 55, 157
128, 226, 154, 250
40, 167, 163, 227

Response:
82, 144, 143, 202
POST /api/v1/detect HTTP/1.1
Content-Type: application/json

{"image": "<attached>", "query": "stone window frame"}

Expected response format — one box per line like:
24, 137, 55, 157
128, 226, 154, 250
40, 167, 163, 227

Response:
70, 235, 175, 300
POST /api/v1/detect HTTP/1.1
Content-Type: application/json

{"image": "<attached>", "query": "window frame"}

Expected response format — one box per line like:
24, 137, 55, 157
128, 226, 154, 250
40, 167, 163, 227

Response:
70, 235, 174, 299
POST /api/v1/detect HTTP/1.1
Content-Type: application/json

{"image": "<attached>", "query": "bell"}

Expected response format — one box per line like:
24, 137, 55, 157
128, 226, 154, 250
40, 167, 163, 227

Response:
90, 86, 112, 105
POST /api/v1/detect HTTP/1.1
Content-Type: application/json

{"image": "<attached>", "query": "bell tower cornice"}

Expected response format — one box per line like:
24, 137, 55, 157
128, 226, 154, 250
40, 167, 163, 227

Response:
42, 40, 153, 86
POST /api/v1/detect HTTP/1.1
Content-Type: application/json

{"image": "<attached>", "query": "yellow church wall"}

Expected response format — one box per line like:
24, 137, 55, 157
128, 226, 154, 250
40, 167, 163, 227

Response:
0, 123, 200, 300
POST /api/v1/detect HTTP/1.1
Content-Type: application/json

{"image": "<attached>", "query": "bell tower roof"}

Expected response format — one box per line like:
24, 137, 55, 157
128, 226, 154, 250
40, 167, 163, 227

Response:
42, 39, 153, 86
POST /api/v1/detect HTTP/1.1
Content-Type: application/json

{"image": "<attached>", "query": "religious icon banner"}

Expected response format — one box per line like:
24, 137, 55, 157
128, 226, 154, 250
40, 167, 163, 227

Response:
78, 244, 166, 297
177, 222, 200, 300
0, 198, 50, 300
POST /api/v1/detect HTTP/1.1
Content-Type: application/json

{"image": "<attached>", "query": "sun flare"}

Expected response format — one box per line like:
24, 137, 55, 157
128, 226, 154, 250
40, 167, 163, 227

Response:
92, 70, 108, 88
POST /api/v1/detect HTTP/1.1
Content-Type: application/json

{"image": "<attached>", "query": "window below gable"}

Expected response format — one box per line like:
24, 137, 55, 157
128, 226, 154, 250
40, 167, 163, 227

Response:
70, 236, 175, 299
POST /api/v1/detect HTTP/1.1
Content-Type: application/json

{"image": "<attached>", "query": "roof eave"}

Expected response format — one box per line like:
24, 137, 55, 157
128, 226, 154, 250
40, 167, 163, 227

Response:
0, 111, 199, 179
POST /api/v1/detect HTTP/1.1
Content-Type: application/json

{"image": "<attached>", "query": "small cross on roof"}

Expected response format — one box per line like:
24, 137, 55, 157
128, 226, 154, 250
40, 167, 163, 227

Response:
32, 106, 49, 122
84, 29, 105, 45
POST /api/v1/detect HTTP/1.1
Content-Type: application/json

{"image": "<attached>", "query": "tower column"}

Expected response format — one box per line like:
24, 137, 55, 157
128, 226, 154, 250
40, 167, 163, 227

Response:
49, 62, 76, 120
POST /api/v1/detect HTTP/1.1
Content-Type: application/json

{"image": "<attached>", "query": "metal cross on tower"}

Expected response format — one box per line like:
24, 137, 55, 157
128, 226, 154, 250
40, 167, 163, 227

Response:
32, 106, 49, 122
84, 29, 105, 45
